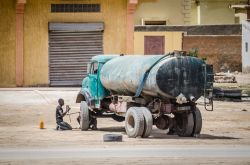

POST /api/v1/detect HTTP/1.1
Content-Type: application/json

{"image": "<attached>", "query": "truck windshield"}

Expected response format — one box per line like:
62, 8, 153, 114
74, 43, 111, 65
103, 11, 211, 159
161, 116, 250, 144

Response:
89, 62, 98, 74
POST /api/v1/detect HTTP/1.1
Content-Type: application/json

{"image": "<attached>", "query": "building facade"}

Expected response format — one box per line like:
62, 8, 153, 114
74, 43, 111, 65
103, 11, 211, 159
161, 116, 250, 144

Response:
0, 0, 138, 87
134, 0, 249, 25
0, 0, 247, 87
134, 0, 191, 25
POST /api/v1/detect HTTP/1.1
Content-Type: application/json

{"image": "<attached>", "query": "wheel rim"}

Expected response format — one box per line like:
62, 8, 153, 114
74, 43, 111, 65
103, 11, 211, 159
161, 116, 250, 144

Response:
127, 114, 135, 132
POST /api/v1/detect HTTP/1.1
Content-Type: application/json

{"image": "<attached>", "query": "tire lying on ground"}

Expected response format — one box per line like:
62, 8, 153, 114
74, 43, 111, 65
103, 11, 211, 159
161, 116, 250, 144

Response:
103, 134, 123, 142
140, 107, 153, 138
192, 107, 202, 136
125, 107, 145, 138
175, 112, 194, 137
80, 101, 90, 131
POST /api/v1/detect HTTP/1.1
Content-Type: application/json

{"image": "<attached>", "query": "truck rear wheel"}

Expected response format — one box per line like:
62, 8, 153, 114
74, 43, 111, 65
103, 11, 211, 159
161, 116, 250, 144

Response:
80, 101, 90, 131
175, 112, 194, 137
192, 107, 202, 136
155, 115, 170, 130
141, 107, 153, 138
125, 107, 145, 138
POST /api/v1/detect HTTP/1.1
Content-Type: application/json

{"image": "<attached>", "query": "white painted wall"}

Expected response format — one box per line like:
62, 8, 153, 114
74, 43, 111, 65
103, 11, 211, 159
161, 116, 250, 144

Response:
242, 21, 250, 73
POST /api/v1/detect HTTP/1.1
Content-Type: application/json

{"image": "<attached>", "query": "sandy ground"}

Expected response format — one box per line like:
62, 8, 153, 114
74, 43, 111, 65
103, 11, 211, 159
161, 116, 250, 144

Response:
0, 74, 250, 164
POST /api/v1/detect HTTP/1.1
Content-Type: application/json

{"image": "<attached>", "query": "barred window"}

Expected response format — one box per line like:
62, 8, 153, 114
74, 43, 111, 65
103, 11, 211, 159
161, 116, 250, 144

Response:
51, 4, 101, 13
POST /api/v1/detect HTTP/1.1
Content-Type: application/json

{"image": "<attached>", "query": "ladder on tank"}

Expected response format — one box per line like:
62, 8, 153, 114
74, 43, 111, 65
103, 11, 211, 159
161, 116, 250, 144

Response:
203, 64, 214, 111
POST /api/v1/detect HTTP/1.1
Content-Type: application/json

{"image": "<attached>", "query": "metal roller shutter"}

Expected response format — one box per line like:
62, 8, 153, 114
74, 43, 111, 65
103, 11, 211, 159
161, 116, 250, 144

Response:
49, 23, 103, 86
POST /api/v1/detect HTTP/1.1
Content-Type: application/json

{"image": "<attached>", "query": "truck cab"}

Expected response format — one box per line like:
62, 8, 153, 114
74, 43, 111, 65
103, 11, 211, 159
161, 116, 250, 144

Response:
76, 55, 118, 108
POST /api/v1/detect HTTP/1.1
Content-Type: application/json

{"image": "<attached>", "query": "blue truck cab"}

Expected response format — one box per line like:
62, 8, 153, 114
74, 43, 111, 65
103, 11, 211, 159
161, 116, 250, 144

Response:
76, 55, 118, 108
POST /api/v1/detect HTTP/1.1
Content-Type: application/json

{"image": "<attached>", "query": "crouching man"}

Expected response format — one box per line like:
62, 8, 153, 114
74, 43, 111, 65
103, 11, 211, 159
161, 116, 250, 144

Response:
56, 98, 72, 130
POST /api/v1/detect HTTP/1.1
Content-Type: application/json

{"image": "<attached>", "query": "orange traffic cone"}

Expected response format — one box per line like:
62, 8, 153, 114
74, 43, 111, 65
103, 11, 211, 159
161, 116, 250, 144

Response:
40, 119, 44, 129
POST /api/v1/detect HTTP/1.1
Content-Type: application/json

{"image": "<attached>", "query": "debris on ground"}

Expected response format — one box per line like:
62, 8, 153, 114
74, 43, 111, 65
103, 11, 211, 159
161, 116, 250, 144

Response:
215, 72, 237, 83
213, 87, 242, 101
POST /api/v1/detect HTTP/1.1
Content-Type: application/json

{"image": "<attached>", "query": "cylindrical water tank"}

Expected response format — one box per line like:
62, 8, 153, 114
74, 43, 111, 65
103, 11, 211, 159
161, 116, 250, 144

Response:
100, 55, 206, 100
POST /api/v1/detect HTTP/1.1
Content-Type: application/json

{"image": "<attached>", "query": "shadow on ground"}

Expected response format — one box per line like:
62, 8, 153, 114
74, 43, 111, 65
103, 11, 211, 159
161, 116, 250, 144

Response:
87, 126, 240, 140
198, 134, 240, 139
97, 126, 126, 133
148, 133, 240, 140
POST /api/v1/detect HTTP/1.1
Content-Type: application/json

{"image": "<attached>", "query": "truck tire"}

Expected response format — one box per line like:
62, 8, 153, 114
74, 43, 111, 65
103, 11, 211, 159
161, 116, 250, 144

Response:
192, 107, 202, 136
80, 101, 90, 131
125, 107, 145, 138
175, 112, 194, 137
140, 107, 153, 138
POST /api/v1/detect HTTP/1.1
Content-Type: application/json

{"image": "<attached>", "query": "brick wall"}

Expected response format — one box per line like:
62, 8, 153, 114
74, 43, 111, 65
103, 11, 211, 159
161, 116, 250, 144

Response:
182, 35, 242, 72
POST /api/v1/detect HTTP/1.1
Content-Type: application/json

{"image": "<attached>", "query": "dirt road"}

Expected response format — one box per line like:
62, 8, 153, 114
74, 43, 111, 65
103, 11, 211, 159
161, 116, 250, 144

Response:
0, 87, 250, 164
1, 145, 250, 159
0, 146, 250, 165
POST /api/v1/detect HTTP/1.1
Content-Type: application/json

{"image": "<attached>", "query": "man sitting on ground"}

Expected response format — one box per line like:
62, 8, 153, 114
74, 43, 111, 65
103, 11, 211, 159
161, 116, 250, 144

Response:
56, 98, 72, 130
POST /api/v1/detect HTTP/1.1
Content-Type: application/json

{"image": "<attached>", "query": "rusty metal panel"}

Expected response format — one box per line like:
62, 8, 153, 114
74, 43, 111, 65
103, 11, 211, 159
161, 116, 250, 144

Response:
144, 36, 165, 55
49, 26, 103, 86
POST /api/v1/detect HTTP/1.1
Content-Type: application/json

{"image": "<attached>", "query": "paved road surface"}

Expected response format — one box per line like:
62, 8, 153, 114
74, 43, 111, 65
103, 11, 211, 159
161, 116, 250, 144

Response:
0, 145, 250, 160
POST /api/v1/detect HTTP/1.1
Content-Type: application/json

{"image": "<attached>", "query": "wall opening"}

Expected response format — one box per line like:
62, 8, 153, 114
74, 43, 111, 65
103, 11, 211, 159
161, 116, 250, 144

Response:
51, 4, 101, 13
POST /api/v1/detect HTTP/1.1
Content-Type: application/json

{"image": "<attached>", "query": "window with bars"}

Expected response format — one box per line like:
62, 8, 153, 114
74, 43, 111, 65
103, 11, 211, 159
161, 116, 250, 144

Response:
51, 4, 101, 13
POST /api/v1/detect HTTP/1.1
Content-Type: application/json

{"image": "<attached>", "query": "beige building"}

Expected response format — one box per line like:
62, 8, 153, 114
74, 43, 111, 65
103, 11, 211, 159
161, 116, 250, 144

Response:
0, 0, 247, 87
134, 0, 192, 25
0, 0, 133, 87
134, 0, 249, 25
192, 0, 249, 25
0, 0, 186, 87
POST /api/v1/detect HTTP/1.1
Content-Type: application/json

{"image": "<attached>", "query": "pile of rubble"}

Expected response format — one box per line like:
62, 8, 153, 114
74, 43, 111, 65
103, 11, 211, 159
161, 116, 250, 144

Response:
214, 72, 237, 83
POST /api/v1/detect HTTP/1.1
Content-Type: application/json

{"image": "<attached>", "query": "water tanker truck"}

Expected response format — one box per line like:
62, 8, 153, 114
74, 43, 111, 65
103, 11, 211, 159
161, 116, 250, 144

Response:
76, 51, 214, 138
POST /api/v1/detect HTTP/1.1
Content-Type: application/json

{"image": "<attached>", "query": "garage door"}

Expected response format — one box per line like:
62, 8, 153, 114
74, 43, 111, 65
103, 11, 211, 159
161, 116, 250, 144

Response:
49, 23, 104, 86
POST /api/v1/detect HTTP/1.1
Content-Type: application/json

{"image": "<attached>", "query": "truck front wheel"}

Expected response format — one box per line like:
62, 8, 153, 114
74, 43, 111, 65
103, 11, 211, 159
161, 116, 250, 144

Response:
80, 101, 90, 131
192, 107, 202, 136
175, 112, 194, 137
125, 107, 145, 138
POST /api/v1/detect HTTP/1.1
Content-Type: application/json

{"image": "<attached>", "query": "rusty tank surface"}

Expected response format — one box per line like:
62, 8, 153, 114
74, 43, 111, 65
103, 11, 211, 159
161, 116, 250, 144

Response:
100, 54, 206, 101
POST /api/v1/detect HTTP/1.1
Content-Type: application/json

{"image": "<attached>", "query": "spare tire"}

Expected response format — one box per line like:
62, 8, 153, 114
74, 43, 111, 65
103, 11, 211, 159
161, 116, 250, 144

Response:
125, 107, 145, 138
103, 134, 123, 142
80, 101, 90, 131
192, 107, 202, 136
